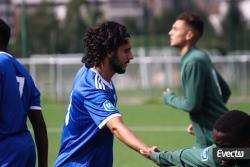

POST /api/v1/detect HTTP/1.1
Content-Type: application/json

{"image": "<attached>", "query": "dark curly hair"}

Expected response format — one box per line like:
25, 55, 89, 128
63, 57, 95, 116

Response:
214, 110, 250, 144
0, 18, 11, 48
82, 21, 130, 67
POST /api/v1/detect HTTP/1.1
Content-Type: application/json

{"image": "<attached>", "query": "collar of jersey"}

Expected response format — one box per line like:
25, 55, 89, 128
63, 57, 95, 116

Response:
0, 51, 13, 58
181, 47, 195, 65
90, 68, 113, 90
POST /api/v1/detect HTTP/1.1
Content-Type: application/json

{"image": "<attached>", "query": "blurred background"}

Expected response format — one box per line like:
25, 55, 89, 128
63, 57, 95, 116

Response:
1, 0, 250, 102
1, 1, 250, 166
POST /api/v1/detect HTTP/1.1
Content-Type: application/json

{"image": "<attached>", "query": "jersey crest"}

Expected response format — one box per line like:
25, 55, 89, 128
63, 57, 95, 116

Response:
103, 100, 116, 112
201, 147, 209, 161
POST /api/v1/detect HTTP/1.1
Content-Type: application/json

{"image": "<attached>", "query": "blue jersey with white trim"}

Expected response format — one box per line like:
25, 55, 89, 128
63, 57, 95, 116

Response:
54, 66, 121, 167
0, 52, 41, 137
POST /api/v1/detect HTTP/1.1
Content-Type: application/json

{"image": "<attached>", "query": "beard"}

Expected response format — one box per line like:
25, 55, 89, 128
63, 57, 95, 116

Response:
109, 51, 126, 74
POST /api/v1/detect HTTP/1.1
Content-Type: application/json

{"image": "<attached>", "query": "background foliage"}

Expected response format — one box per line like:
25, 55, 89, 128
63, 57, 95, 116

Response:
8, 0, 250, 57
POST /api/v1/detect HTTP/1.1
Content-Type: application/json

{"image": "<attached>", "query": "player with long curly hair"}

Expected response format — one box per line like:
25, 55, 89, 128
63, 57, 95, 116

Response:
54, 21, 157, 167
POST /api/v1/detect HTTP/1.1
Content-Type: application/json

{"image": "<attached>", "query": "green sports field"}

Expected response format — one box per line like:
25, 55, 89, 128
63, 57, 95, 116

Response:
39, 99, 250, 167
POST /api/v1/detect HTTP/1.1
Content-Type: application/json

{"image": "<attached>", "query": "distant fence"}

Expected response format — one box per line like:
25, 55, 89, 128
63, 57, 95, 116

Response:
19, 48, 250, 101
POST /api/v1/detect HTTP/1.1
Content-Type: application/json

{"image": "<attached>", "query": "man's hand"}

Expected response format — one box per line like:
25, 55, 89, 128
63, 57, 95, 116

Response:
139, 146, 159, 159
140, 147, 171, 167
186, 124, 194, 135
163, 88, 171, 95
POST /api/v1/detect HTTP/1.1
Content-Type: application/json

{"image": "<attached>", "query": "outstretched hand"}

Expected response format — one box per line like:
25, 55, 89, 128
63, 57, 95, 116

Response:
140, 147, 170, 167
140, 146, 159, 159
163, 88, 171, 95
186, 124, 194, 135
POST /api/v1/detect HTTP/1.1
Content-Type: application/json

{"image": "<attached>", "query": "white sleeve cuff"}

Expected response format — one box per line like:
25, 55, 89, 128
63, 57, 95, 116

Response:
30, 106, 42, 110
98, 113, 121, 129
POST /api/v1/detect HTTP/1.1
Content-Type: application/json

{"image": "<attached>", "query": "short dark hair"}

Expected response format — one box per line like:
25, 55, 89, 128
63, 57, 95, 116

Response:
177, 12, 204, 40
214, 110, 250, 144
82, 21, 130, 67
0, 18, 11, 48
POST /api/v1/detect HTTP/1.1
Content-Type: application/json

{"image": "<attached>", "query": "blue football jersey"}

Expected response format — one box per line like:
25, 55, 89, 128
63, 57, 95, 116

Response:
0, 52, 41, 166
54, 66, 121, 167
0, 52, 41, 137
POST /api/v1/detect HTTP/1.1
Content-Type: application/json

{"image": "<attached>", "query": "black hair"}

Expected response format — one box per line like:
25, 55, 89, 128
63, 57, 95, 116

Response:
177, 12, 204, 40
214, 110, 250, 143
82, 21, 130, 68
0, 18, 11, 48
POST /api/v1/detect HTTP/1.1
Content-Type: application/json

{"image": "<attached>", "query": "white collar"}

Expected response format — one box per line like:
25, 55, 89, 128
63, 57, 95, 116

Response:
90, 67, 113, 89
0, 51, 13, 58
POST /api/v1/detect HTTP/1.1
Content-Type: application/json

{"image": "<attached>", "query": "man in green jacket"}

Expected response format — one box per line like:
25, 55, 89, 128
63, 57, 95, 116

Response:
141, 110, 250, 167
164, 12, 231, 148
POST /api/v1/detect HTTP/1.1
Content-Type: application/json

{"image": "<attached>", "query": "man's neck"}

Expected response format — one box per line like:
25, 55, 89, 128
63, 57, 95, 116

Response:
179, 44, 193, 58
94, 64, 114, 83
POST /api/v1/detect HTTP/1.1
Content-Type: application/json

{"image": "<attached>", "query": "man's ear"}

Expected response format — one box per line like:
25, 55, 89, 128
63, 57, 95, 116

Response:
186, 31, 194, 40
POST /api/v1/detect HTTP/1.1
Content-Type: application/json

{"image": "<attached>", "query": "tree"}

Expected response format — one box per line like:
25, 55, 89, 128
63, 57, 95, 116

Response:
27, 0, 59, 54
57, 0, 86, 53
9, 0, 59, 56
58, 0, 103, 53
221, 0, 247, 51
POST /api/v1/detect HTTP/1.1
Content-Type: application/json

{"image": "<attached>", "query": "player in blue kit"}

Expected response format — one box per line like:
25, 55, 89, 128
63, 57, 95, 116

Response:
54, 21, 157, 167
0, 18, 48, 167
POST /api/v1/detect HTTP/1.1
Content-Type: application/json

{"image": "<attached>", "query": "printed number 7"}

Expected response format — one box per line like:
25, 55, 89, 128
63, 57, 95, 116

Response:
65, 92, 72, 126
16, 76, 25, 97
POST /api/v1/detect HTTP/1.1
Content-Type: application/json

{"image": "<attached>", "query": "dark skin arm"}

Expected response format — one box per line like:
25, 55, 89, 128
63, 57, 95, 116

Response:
28, 109, 48, 167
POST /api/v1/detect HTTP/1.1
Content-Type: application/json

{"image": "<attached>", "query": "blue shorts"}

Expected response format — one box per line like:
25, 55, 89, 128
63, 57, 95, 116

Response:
0, 132, 36, 167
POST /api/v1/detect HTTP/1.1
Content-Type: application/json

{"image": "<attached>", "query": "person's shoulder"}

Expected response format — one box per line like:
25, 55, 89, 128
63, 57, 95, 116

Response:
0, 52, 27, 68
0, 52, 17, 73
74, 66, 104, 91
187, 48, 210, 65
187, 145, 219, 166
74, 66, 92, 85
0, 52, 11, 64
190, 48, 208, 58
73, 67, 112, 102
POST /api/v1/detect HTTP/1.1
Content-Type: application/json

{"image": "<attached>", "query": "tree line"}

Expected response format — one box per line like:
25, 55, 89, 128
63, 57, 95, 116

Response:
9, 0, 250, 57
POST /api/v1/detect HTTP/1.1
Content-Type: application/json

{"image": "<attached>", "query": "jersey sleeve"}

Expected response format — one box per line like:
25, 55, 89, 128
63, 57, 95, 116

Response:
28, 76, 41, 110
84, 89, 121, 129
151, 146, 218, 167
164, 61, 205, 113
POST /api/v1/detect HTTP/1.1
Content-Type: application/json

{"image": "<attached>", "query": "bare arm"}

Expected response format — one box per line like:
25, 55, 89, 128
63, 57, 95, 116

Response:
106, 116, 149, 153
28, 110, 48, 167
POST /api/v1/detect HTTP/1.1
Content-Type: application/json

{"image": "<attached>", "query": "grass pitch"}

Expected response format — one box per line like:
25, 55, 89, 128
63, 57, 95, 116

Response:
38, 99, 250, 167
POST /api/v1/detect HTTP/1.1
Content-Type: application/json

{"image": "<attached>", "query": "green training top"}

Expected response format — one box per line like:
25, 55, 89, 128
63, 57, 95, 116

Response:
150, 145, 221, 167
164, 47, 231, 148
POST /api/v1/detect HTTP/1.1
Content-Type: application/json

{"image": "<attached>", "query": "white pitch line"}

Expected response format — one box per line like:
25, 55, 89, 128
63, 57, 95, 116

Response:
46, 126, 186, 133
131, 126, 186, 132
